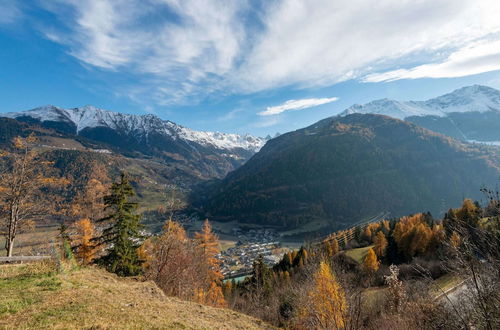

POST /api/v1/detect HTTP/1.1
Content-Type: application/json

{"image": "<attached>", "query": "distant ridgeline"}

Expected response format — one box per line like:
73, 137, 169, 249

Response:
339, 85, 500, 144
197, 114, 500, 233
0, 105, 268, 181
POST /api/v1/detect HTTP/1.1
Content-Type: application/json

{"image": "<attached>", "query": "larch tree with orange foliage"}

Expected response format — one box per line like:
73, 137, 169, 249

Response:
194, 219, 226, 307
393, 213, 435, 259
74, 218, 97, 265
70, 162, 109, 263
364, 248, 379, 273
0, 134, 69, 257
298, 261, 348, 329
373, 231, 388, 257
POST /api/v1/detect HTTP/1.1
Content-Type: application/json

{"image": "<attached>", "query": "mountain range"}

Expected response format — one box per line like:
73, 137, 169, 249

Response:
198, 114, 500, 236
339, 85, 500, 143
1, 105, 267, 180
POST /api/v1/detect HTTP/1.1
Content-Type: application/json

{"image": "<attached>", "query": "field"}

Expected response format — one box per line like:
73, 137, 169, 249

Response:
344, 245, 374, 264
0, 262, 273, 329
0, 226, 59, 257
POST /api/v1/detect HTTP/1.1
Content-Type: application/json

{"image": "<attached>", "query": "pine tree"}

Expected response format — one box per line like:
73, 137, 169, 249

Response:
373, 231, 388, 257
97, 173, 143, 276
299, 262, 348, 329
364, 248, 379, 273
252, 254, 271, 293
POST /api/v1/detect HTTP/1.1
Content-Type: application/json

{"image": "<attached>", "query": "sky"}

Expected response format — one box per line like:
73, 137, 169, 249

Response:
1, 0, 500, 136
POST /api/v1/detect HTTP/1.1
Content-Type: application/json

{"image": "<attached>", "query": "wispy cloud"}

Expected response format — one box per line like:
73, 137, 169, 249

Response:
21, 0, 500, 104
217, 108, 244, 122
363, 40, 500, 82
259, 97, 338, 116
0, 0, 23, 25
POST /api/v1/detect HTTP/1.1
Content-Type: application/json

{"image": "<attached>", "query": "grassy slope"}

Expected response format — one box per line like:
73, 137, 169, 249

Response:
0, 263, 273, 329
344, 245, 373, 264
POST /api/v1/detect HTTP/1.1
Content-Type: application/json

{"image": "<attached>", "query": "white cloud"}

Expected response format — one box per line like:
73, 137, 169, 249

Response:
28, 0, 500, 104
259, 97, 338, 116
235, 0, 500, 91
363, 40, 500, 82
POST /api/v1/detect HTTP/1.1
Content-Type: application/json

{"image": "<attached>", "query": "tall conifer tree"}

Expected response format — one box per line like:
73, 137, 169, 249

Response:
98, 173, 143, 276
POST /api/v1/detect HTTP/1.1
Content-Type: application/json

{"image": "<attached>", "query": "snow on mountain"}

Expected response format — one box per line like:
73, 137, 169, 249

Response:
339, 85, 500, 120
2, 105, 267, 152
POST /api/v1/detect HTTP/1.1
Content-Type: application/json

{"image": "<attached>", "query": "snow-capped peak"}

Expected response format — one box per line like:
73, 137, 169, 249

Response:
339, 85, 500, 120
2, 105, 267, 152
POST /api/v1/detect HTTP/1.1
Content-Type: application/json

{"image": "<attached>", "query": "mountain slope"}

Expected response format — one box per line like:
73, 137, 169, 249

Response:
198, 114, 500, 233
1, 105, 267, 179
339, 85, 500, 142
0, 264, 272, 329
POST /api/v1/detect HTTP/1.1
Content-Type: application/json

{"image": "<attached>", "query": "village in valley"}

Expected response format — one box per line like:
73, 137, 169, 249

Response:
217, 227, 283, 279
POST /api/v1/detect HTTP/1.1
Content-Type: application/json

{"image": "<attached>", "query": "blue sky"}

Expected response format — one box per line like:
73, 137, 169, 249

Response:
1, 1, 500, 136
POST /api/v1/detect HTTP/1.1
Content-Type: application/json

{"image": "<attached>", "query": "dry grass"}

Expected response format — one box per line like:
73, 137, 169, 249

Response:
0, 226, 59, 257
344, 245, 374, 264
0, 262, 273, 329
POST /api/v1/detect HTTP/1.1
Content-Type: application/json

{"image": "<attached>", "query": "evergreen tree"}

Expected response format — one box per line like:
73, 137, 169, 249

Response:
252, 254, 272, 294
97, 173, 143, 276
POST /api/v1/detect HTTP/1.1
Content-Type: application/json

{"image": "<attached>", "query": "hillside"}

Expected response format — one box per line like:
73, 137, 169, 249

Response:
0, 263, 272, 329
0, 117, 199, 216
198, 114, 500, 233
340, 85, 500, 143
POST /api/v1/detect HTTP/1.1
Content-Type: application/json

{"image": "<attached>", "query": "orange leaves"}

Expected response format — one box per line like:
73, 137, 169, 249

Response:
195, 219, 223, 281
1, 134, 67, 256
393, 213, 435, 258
364, 248, 379, 273
196, 281, 227, 308
74, 218, 97, 265
299, 262, 348, 329
373, 231, 388, 257
145, 219, 226, 308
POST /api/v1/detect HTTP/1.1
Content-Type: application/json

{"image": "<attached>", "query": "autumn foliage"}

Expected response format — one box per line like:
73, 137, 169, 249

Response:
74, 218, 97, 265
373, 231, 388, 257
143, 219, 225, 307
392, 213, 442, 259
298, 262, 348, 329
363, 247, 379, 273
